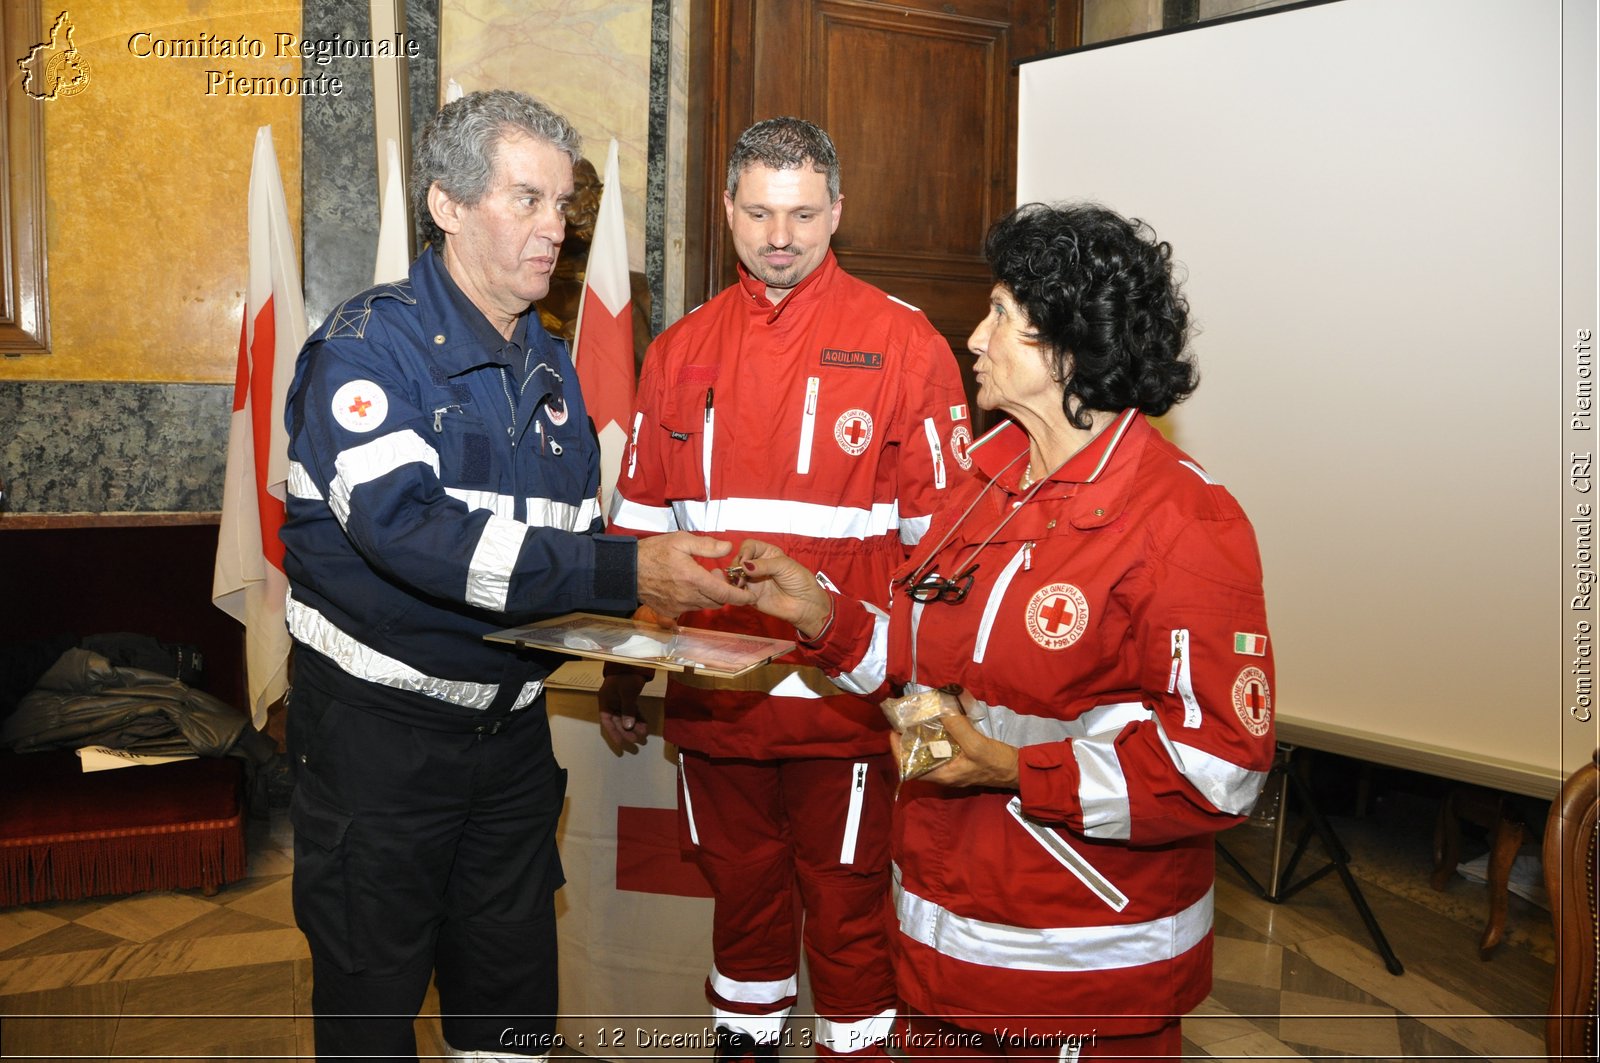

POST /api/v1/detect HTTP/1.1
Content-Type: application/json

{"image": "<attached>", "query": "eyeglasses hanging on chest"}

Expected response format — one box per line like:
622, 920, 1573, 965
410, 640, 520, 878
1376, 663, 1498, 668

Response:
897, 450, 1060, 606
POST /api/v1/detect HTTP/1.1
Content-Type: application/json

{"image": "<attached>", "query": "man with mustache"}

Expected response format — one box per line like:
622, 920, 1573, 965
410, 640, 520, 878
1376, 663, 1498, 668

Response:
602, 117, 967, 1061
280, 90, 749, 1063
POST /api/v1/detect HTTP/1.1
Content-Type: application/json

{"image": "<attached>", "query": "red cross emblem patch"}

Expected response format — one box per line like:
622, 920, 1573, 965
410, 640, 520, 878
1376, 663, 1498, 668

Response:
331, 379, 388, 433
1231, 666, 1272, 737
834, 408, 873, 456
1025, 582, 1090, 650
950, 425, 973, 470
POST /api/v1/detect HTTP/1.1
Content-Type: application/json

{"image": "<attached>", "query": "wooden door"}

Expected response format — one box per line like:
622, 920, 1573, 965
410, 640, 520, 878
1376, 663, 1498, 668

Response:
686, 0, 1081, 432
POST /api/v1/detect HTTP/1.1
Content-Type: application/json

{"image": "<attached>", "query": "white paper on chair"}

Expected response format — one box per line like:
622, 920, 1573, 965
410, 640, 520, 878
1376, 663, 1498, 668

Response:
76, 746, 198, 772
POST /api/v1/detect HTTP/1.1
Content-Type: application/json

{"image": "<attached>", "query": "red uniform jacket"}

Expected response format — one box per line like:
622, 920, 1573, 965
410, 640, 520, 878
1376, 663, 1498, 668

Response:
807, 410, 1277, 1036
608, 252, 968, 758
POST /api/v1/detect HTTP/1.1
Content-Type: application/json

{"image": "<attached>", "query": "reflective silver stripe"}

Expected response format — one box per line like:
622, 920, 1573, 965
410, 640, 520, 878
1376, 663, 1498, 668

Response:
287, 461, 323, 500
900, 511, 932, 544
839, 761, 869, 865
1171, 628, 1202, 728
816, 1008, 895, 1053
922, 416, 946, 489
1179, 459, 1216, 485
465, 513, 526, 611
508, 681, 543, 711
798, 376, 819, 474
672, 662, 849, 699
1005, 797, 1129, 911
1160, 728, 1271, 816
525, 496, 600, 530
671, 497, 899, 539
709, 964, 798, 1005
609, 492, 677, 533
286, 593, 539, 711
977, 700, 1149, 748
1074, 733, 1133, 840
894, 864, 1213, 973
438, 490, 597, 530
834, 602, 890, 696
328, 429, 439, 526
971, 700, 1150, 842
678, 753, 700, 845
444, 487, 516, 518
973, 545, 1028, 664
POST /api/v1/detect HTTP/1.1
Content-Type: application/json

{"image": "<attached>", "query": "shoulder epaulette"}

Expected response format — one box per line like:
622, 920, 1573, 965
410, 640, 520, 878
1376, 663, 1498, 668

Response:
323, 281, 416, 340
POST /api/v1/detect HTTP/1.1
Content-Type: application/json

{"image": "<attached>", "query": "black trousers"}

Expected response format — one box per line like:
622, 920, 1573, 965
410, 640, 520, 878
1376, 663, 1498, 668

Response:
289, 667, 567, 1063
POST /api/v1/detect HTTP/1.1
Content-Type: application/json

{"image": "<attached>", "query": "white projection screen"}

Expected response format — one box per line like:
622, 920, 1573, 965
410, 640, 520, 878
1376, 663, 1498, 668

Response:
1018, 0, 1597, 796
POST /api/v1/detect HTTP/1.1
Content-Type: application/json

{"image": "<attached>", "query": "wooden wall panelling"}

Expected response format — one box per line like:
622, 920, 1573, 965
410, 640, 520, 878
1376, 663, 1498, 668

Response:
687, 0, 1075, 432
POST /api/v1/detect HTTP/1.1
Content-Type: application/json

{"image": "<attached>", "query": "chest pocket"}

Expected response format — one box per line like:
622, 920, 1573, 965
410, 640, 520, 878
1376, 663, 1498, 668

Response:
429, 398, 494, 488
660, 382, 711, 501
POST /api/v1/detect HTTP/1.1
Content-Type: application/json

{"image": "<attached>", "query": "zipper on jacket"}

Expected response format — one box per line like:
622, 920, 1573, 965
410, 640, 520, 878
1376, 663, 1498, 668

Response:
702, 387, 715, 503
1006, 797, 1129, 912
498, 368, 519, 445
797, 377, 819, 475
1169, 628, 1201, 728
922, 417, 947, 489
627, 411, 644, 478
432, 404, 463, 432
972, 544, 1029, 665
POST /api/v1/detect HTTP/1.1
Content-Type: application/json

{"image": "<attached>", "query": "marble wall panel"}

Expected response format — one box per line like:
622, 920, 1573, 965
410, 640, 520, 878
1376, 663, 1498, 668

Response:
0, 381, 231, 513
301, 0, 438, 329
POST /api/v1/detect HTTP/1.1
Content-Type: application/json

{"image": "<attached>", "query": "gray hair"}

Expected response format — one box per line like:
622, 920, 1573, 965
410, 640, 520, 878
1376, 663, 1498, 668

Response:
413, 89, 582, 247
725, 117, 840, 203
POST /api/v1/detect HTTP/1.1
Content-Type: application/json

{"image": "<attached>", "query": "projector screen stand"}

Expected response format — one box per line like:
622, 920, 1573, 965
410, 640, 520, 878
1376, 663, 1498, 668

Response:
1216, 743, 1405, 976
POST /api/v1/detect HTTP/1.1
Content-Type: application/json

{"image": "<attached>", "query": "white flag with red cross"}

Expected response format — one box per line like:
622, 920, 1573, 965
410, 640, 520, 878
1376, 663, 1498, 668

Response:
212, 126, 306, 728
572, 138, 637, 514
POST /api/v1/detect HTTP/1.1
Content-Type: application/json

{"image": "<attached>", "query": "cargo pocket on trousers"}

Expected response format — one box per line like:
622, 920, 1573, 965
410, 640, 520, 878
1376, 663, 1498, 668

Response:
289, 785, 360, 972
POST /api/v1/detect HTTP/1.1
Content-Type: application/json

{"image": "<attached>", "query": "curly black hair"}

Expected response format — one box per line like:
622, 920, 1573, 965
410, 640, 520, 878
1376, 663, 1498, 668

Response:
984, 202, 1197, 429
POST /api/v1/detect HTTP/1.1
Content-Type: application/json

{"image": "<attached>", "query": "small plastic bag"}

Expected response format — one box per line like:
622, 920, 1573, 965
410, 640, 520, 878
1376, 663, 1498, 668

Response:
881, 688, 962, 781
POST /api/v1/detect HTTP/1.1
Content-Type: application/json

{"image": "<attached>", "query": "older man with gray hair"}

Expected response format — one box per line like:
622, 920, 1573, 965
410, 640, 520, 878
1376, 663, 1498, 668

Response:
281, 89, 752, 1063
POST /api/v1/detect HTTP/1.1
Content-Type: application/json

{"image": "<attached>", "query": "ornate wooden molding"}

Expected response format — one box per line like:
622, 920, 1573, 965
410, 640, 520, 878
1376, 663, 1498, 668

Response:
1, 1, 51, 357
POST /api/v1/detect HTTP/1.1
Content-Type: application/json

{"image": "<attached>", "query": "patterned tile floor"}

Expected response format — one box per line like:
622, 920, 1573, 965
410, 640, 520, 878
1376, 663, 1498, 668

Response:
0, 784, 1556, 1061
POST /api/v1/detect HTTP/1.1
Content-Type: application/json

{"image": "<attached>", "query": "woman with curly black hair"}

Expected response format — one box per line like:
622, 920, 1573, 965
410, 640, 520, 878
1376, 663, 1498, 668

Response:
731, 201, 1276, 1059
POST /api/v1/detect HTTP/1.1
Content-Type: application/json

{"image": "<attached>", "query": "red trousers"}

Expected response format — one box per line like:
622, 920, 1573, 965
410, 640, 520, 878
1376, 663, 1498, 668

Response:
679, 751, 898, 1054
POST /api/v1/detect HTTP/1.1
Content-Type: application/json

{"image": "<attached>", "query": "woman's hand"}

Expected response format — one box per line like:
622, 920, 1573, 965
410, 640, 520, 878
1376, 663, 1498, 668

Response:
733, 539, 833, 639
911, 712, 1021, 790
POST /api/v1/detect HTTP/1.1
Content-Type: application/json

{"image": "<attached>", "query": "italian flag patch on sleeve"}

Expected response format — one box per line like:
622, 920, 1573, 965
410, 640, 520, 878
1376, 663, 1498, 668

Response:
1234, 632, 1268, 656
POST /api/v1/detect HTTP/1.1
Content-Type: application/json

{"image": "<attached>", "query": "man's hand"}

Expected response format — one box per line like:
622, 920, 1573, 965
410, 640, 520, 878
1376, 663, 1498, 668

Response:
636, 533, 756, 619
599, 670, 651, 753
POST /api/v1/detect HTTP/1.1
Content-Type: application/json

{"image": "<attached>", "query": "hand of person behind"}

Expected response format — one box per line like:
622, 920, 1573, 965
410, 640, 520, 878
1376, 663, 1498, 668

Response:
599, 669, 651, 753
732, 539, 832, 638
636, 532, 756, 619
